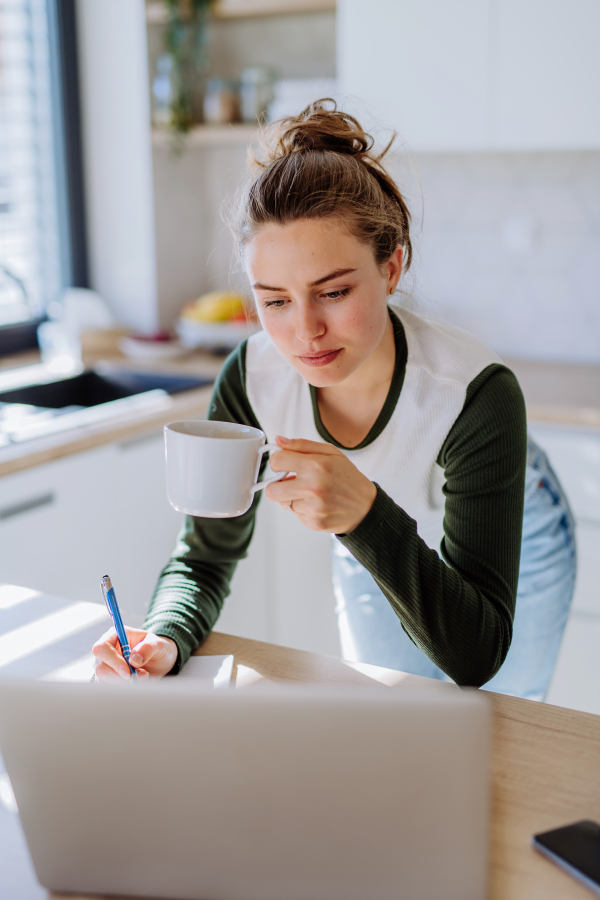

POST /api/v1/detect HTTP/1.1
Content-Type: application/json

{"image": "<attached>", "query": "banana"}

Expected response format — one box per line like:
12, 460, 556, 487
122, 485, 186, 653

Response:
181, 291, 246, 322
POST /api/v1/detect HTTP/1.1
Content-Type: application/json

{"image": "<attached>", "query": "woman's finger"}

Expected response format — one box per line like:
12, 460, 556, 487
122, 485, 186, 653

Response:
131, 633, 179, 677
276, 436, 343, 455
94, 626, 119, 648
268, 448, 314, 473
94, 660, 128, 683
129, 642, 153, 668
265, 477, 304, 504
129, 633, 166, 669
92, 634, 133, 678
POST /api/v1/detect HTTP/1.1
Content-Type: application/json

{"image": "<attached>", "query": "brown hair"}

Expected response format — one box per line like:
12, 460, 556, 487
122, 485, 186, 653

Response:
229, 99, 412, 272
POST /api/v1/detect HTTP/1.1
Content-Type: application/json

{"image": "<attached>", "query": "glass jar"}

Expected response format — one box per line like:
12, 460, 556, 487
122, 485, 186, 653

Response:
240, 66, 275, 124
203, 78, 240, 125
152, 54, 174, 128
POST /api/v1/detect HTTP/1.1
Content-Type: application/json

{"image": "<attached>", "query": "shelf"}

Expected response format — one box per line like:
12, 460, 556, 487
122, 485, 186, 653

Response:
146, 0, 335, 24
151, 124, 259, 148
214, 0, 335, 16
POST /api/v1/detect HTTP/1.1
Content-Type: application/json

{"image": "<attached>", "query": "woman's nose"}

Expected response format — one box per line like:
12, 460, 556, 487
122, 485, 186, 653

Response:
295, 305, 325, 343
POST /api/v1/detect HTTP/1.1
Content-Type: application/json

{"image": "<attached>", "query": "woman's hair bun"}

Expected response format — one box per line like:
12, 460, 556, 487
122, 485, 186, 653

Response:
255, 98, 376, 167
235, 98, 412, 273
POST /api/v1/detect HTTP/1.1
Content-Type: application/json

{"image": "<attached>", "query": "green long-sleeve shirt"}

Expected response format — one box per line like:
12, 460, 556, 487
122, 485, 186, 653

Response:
145, 314, 527, 686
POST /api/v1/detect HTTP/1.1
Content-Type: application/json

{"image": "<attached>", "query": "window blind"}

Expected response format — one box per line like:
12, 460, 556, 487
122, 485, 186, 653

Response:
0, 0, 62, 326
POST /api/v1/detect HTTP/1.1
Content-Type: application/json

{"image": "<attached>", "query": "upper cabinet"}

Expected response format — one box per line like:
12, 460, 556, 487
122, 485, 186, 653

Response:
338, 0, 600, 152
493, 0, 600, 150
338, 0, 490, 151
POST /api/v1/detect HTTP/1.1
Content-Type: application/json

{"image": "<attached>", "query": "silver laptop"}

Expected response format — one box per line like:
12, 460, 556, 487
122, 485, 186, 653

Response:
0, 679, 490, 900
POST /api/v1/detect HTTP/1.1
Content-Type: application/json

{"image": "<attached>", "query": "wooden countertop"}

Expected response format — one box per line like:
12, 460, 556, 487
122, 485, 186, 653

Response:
0, 340, 598, 481
505, 358, 600, 428
44, 631, 600, 900
1, 583, 598, 900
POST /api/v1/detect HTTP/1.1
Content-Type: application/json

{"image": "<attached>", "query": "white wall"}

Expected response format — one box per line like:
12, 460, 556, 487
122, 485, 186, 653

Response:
156, 139, 600, 364
152, 141, 250, 328
391, 150, 600, 364
76, 0, 158, 332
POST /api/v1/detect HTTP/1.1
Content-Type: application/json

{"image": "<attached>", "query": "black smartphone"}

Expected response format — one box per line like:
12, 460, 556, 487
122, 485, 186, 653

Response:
532, 820, 600, 896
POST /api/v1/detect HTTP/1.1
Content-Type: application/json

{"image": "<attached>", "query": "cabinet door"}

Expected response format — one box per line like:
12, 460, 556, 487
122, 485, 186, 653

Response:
0, 446, 118, 604
217, 497, 272, 643
338, 0, 491, 151
115, 431, 184, 625
572, 523, 600, 616
528, 424, 600, 525
218, 497, 341, 657
268, 501, 340, 657
546, 613, 600, 715
494, 0, 600, 149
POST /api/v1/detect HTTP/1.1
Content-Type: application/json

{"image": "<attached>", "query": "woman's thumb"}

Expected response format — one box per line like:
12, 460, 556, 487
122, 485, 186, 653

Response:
129, 638, 151, 667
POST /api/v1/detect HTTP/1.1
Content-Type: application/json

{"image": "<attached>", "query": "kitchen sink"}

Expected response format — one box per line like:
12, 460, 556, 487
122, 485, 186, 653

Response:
0, 368, 214, 445
0, 369, 212, 408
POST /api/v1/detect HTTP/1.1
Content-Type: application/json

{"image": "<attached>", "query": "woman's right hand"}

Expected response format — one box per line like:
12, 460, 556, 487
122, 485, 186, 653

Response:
92, 627, 178, 681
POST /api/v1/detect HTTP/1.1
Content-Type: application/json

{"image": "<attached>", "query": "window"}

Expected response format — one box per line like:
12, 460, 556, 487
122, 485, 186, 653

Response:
0, 0, 86, 351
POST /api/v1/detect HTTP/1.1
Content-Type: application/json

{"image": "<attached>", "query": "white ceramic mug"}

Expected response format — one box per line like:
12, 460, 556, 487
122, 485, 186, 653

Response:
164, 420, 287, 518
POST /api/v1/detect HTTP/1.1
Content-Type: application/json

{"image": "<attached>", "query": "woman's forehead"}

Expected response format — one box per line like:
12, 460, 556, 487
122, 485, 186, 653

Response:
244, 219, 373, 279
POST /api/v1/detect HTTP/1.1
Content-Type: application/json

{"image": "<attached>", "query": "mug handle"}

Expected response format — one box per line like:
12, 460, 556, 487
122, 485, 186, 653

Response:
250, 442, 289, 495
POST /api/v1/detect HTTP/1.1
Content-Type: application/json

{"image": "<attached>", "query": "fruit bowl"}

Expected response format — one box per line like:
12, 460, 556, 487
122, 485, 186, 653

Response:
175, 318, 261, 351
118, 334, 189, 360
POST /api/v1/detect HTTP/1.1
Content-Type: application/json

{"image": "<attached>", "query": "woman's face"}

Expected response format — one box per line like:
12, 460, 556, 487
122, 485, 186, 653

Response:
244, 217, 402, 387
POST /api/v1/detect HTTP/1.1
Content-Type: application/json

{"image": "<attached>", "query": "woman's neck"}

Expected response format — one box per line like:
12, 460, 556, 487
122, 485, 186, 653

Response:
316, 314, 396, 449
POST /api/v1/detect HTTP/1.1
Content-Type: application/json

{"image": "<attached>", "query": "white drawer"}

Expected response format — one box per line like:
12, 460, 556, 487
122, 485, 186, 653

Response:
528, 424, 600, 524
572, 523, 600, 616
547, 613, 600, 715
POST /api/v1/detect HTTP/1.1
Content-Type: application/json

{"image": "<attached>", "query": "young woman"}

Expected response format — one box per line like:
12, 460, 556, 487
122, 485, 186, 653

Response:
94, 101, 576, 699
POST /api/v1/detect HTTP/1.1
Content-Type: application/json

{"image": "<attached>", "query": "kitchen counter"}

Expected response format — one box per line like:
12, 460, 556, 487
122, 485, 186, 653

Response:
506, 358, 600, 428
0, 342, 223, 479
0, 339, 598, 481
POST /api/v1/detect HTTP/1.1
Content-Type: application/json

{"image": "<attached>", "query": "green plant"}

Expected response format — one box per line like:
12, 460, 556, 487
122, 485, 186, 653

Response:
164, 0, 211, 134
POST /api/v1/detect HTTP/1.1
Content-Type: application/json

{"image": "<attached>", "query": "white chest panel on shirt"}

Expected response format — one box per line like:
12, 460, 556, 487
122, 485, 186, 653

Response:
245, 306, 501, 551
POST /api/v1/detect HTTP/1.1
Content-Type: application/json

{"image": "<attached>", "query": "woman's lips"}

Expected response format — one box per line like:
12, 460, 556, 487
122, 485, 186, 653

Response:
297, 348, 342, 367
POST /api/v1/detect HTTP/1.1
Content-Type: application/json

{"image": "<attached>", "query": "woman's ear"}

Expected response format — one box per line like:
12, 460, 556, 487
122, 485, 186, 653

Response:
386, 246, 403, 294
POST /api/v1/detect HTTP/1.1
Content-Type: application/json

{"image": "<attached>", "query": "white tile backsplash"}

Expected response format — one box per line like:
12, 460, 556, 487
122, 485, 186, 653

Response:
154, 144, 600, 363
393, 151, 600, 363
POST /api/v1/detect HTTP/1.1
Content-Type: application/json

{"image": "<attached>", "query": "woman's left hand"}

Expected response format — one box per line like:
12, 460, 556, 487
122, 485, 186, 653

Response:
265, 436, 377, 534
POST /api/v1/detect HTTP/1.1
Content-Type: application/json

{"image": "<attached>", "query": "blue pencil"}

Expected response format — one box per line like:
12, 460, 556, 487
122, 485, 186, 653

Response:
101, 575, 138, 681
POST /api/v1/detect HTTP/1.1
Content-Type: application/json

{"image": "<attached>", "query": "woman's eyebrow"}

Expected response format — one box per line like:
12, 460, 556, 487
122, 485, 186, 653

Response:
310, 267, 357, 287
252, 268, 357, 292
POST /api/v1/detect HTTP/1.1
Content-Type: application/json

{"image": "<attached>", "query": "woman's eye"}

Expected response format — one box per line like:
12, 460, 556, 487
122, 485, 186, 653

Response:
263, 298, 287, 308
323, 288, 350, 300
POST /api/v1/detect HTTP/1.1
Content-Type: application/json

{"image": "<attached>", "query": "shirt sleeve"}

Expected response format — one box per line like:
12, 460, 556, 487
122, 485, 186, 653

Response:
143, 340, 264, 672
338, 364, 527, 688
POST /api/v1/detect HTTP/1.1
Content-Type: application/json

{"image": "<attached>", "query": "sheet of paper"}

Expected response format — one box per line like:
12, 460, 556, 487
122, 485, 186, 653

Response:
177, 654, 233, 689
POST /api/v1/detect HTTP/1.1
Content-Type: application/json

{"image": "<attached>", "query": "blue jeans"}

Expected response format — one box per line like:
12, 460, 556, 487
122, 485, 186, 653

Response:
332, 436, 577, 701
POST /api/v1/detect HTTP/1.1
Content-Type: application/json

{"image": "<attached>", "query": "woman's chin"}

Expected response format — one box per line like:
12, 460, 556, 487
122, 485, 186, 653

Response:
294, 361, 354, 388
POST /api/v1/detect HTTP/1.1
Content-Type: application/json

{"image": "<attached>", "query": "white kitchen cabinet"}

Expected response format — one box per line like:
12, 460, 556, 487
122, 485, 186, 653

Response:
216, 498, 272, 643
115, 431, 184, 625
338, 0, 600, 151
268, 500, 340, 656
0, 446, 119, 605
494, 0, 600, 150
546, 613, 600, 715
217, 489, 341, 656
528, 424, 600, 525
0, 435, 182, 623
338, 0, 490, 151
571, 524, 600, 617
529, 423, 600, 714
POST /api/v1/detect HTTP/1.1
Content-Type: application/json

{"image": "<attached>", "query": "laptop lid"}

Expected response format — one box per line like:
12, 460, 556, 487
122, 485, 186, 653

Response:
0, 679, 490, 900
